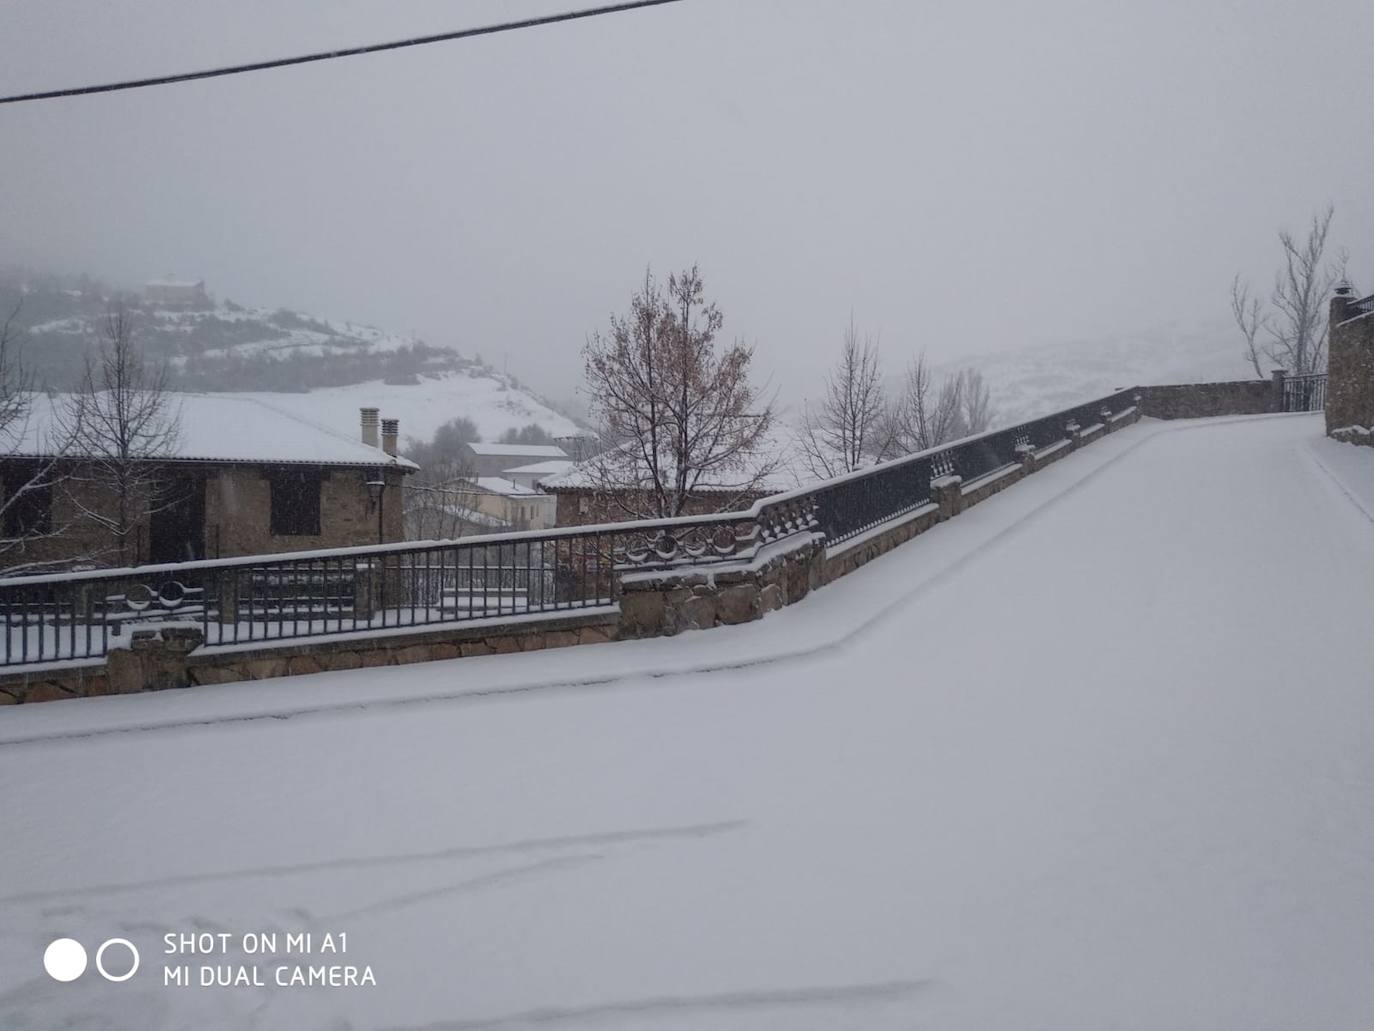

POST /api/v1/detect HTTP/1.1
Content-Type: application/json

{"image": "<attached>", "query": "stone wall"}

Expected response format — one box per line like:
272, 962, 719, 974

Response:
0, 611, 616, 703
207, 465, 405, 556
1327, 289, 1374, 444
0, 461, 405, 568
1134, 377, 1281, 420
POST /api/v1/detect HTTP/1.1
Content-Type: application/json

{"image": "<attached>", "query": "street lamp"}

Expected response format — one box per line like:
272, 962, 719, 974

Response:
365, 473, 386, 545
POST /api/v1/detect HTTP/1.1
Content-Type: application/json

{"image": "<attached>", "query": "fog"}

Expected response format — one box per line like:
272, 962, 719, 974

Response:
3, 0, 1371, 405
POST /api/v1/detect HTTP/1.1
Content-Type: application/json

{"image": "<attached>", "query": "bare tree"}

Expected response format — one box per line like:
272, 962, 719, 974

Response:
61, 306, 182, 565
890, 354, 996, 454
1234, 205, 1343, 378
582, 266, 775, 519
402, 455, 487, 539
0, 302, 84, 573
797, 316, 893, 479
958, 368, 994, 436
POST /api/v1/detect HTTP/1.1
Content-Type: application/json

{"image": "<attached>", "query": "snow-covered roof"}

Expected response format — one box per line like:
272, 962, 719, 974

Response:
10, 393, 417, 471
462, 476, 541, 497
465, 442, 568, 459
502, 459, 576, 476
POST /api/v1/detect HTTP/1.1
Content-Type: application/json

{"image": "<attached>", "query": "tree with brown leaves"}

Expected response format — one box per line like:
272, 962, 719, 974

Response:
582, 266, 775, 519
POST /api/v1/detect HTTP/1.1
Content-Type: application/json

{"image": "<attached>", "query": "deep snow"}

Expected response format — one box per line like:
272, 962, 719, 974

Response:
2, 413, 1373, 1030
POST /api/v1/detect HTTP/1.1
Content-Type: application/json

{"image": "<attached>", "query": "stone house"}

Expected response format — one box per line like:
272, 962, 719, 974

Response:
143, 277, 211, 309
501, 459, 574, 491
1, 396, 415, 569
460, 441, 569, 477
448, 476, 556, 530
539, 442, 796, 527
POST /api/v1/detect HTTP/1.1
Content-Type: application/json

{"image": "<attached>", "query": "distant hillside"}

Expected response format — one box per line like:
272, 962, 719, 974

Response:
929, 320, 1260, 425
0, 268, 585, 444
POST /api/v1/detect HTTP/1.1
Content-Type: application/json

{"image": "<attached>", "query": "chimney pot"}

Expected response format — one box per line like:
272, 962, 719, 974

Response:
360, 407, 380, 448
381, 418, 399, 457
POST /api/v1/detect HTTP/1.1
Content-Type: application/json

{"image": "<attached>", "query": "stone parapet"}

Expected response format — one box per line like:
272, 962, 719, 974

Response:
1327, 289, 1374, 440
1134, 381, 1277, 419
618, 534, 824, 639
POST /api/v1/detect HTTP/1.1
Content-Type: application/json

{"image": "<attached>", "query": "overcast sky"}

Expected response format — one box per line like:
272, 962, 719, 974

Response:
2, 0, 1371, 406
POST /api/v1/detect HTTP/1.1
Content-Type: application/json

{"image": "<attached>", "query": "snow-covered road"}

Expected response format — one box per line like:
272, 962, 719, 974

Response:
3, 413, 1374, 1030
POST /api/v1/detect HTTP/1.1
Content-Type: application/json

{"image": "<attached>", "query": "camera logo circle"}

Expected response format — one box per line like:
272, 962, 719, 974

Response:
42, 939, 87, 982
44, 938, 140, 983
96, 938, 140, 982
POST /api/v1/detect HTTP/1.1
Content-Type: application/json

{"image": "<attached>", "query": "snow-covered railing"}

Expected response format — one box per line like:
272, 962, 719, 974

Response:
0, 388, 1141, 668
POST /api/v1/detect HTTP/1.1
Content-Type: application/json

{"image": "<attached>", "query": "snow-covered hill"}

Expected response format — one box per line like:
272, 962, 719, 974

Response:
4, 273, 585, 445
932, 319, 1258, 425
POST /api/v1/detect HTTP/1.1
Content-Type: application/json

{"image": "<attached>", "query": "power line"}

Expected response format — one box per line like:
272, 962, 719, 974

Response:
0, 0, 685, 106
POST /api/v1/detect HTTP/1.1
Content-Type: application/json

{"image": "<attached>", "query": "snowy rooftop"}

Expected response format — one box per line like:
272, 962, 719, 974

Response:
10, 392, 417, 470
462, 475, 540, 496
501, 459, 576, 476
465, 442, 568, 459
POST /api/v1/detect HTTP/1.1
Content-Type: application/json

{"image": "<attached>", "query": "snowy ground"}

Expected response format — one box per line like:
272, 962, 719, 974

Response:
3, 413, 1374, 1030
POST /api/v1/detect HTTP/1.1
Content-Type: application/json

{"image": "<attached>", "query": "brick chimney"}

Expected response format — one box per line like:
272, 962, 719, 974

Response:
381, 418, 399, 457
360, 407, 380, 448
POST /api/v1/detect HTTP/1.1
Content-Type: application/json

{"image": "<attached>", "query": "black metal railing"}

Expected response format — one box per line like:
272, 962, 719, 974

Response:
1282, 373, 1327, 413
0, 388, 1141, 668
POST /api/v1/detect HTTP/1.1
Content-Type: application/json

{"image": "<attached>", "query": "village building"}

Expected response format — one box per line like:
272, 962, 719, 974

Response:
500, 459, 574, 491
460, 441, 568, 477
1, 397, 415, 569
539, 441, 798, 527
143, 277, 211, 309
446, 476, 557, 530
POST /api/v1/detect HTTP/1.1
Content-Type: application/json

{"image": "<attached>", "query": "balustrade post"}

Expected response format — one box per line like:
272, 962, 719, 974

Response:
353, 561, 377, 622
931, 474, 964, 522
1270, 368, 1287, 412
216, 572, 238, 625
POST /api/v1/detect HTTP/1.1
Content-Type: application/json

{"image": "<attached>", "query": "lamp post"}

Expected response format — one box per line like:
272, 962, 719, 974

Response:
365, 474, 386, 545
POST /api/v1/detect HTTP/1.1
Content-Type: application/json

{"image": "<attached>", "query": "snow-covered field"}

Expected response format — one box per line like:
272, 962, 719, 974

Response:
3, 414, 1374, 1030
930, 320, 1258, 424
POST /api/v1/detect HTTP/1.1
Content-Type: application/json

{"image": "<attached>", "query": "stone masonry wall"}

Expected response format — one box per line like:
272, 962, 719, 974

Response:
0, 612, 616, 704
1134, 379, 1280, 420
1327, 291, 1374, 444
207, 466, 405, 556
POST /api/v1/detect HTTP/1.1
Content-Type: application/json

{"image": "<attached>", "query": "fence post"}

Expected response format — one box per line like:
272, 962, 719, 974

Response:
1270, 368, 1287, 412
353, 561, 376, 622
216, 572, 238, 625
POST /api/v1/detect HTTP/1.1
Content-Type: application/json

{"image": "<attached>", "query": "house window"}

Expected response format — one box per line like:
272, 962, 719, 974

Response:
2, 471, 53, 537
269, 469, 322, 536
